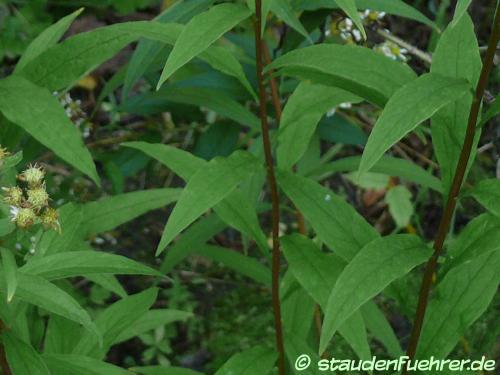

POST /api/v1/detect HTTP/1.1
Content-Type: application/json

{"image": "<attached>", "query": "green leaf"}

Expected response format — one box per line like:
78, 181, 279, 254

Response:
334, 0, 366, 40
113, 309, 193, 345
43, 354, 132, 375
73, 288, 158, 358
81, 189, 181, 236
417, 250, 500, 359
385, 186, 414, 228
85, 274, 127, 299
359, 73, 471, 175
15, 8, 83, 72
20, 251, 161, 280
157, 3, 252, 89
266, 44, 417, 107
281, 275, 315, 341
215, 346, 277, 375
278, 82, 361, 169
2, 331, 51, 375
281, 234, 371, 360
307, 155, 442, 193
160, 214, 226, 273
271, 0, 311, 41
277, 170, 378, 260
295, 0, 437, 29
123, 0, 214, 98
284, 330, 321, 375
470, 179, 500, 218
430, 15, 481, 194
0, 248, 17, 303
319, 234, 432, 354
446, 213, 500, 270
197, 245, 271, 286
1, 270, 99, 339
124, 142, 268, 254
360, 302, 403, 358
157, 151, 262, 254
132, 367, 202, 375
126, 87, 260, 130
0, 76, 100, 185
452, 0, 472, 24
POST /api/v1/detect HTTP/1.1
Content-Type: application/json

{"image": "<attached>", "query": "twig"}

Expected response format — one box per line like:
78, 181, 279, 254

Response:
376, 29, 433, 65
403, 7, 500, 370
254, 2, 285, 374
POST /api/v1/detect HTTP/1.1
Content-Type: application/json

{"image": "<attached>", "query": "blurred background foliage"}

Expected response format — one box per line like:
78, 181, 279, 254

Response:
0, 0, 498, 372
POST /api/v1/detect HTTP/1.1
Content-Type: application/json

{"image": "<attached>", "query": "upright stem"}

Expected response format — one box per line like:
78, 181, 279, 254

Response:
254, 1, 286, 374
0, 321, 11, 375
403, 7, 500, 369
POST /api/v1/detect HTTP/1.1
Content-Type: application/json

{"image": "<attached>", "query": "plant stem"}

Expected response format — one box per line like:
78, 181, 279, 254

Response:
0, 321, 11, 375
403, 7, 500, 369
253, 1, 285, 374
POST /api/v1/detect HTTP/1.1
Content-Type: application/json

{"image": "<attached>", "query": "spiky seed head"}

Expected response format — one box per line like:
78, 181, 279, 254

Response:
3, 186, 24, 206
14, 207, 36, 229
19, 164, 45, 187
27, 185, 49, 210
41, 207, 60, 233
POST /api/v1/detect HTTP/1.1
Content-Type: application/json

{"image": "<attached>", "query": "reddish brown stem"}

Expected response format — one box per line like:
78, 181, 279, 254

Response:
403, 7, 500, 370
254, 2, 286, 374
0, 321, 11, 375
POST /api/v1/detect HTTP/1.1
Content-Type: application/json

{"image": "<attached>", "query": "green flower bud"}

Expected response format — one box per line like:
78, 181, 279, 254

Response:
14, 207, 36, 229
41, 207, 60, 233
27, 185, 49, 210
19, 164, 45, 187
2, 186, 24, 206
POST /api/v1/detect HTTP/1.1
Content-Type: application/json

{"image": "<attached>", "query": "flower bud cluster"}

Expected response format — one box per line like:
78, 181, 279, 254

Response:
2, 162, 60, 233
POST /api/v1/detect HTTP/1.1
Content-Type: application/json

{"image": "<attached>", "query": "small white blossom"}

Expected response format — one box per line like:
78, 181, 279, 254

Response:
9, 206, 20, 221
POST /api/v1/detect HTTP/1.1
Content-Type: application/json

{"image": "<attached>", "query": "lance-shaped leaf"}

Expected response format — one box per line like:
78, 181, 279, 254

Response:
131, 366, 202, 375
277, 170, 378, 261
18, 21, 249, 95
124, 142, 268, 254
278, 82, 361, 169
308, 155, 442, 193
157, 3, 252, 89
281, 234, 371, 360
0, 76, 99, 185
123, 0, 214, 98
157, 151, 262, 254
430, 15, 481, 194
73, 288, 157, 358
359, 73, 471, 175
270, 0, 311, 41
0, 270, 99, 340
470, 179, 500, 218
446, 213, 500, 271
266, 44, 417, 107
15, 8, 83, 72
0, 248, 17, 303
452, 0, 473, 24
215, 346, 277, 375
20, 251, 161, 280
2, 331, 51, 375
81, 188, 181, 236
42, 354, 132, 375
319, 234, 432, 354
113, 309, 192, 345
417, 250, 500, 359
196, 245, 271, 286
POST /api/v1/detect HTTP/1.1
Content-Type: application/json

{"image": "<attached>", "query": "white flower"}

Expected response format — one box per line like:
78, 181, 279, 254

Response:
9, 206, 20, 221
374, 41, 408, 62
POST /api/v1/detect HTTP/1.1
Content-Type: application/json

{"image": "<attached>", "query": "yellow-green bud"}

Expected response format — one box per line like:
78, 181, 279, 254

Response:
41, 207, 60, 233
19, 164, 45, 187
14, 207, 36, 229
27, 186, 49, 210
3, 186, 24, 206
